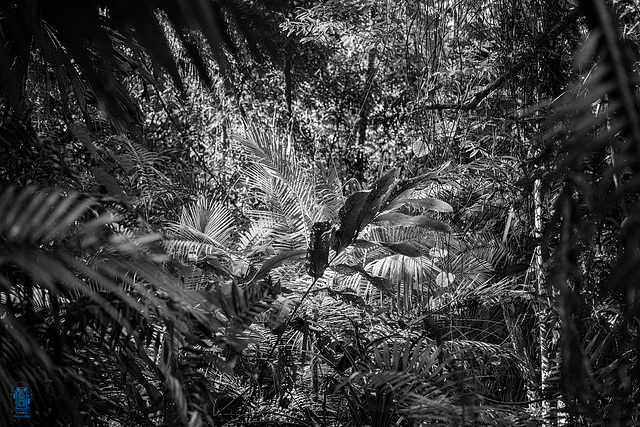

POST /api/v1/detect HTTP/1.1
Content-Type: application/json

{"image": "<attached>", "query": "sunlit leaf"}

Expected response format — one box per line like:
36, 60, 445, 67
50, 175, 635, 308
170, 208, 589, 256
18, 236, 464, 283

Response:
412, 139, 432, 158
428, 247, 448, 258
435, 272, 455, 287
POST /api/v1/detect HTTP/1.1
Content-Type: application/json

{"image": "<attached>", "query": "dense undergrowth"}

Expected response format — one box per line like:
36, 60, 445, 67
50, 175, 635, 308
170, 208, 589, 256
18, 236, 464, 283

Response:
1, 0, 639, 425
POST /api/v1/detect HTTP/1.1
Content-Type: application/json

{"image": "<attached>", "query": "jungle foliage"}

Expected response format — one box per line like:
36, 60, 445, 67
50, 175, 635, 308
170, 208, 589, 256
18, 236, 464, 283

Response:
1, 0, 639, 426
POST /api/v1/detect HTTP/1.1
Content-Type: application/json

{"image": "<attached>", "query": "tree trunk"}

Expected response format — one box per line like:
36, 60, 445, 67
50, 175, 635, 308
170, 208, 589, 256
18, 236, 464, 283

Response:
284, 0, 294, 142
355, 45, 377, 181
533, 178, 558, 425
284, 50, 293, 125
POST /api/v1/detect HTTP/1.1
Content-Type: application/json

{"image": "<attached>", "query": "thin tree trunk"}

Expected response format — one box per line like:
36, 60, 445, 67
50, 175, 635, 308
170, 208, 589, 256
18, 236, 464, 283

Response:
284, 51, 293, 124
355, 45, 377, 180
284, 0, 294, 140
533, 178, 557, 425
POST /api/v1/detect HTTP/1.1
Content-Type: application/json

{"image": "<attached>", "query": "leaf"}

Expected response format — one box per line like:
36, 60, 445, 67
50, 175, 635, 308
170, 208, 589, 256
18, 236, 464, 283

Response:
69, 123, 97, 159
90, 166, 123, 196
325, 288, 372, 312
381, 241, 422, 257
332, 263, 367, 276
216, 281, 270, 333
115, 154, 135, 173
166, 375, 188, 422
393, 170, 442, 196
165, 197, 235, 259
332, 263, 393, 297
268, 296, 295, 333
332, 170, 400, 254
333, 191, 369, 253
412, 139, 432, 158
119, 352, 163, 409
252, 249, 307, 282
374, 212, 451, 233
384, 197, 453, 213
429, 247, 448, 258
1, 1, 286, 134
365, 274, 394, 297
435, 272, 455, 287
352, 239, 379, 249
307, 221, 333, 279
357, 168, 399, 227
196, 255, 231, 277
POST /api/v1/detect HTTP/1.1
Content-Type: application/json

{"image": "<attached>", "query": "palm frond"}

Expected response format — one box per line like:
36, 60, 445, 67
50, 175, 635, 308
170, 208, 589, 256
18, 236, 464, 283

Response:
0, 185, 275, 425
237, 126, 338, 221
340, 334, 534, 425
165, 195, 235, 260
0, 0, 286, 131
0, 187, 175, 423
367, 255, 431, 303
536, 0, 640, 420
235, 126, 344, 259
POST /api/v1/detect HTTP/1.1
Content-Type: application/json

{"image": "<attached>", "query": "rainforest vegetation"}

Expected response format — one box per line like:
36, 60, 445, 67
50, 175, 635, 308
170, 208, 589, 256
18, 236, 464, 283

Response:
1, 0, 639, 425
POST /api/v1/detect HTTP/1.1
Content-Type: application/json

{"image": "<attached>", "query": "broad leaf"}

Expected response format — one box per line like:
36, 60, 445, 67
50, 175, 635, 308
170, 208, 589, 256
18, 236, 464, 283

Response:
352, 239, 380, 249
374, 212, 451, 233
69, 123, 97, 159
332, 263, 393, 297
268, 296, 295, 333
365, 274, 394, 297
307, 221, 333, 279
333, 170, 400, 254
357, 168, 399, 228
333, 191, 369, 253
252, 249, 307, 282
412, 139, 432, 158
381, 241, 423, 257
90, 167, 123, 196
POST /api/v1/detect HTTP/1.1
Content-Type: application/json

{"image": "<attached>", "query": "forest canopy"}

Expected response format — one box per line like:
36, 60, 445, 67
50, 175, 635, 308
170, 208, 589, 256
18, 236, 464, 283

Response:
1, 0, 639, 426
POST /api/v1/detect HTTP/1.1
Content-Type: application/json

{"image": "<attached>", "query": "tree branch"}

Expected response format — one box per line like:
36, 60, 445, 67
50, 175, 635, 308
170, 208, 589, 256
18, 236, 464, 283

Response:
419, 8, 580, 112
